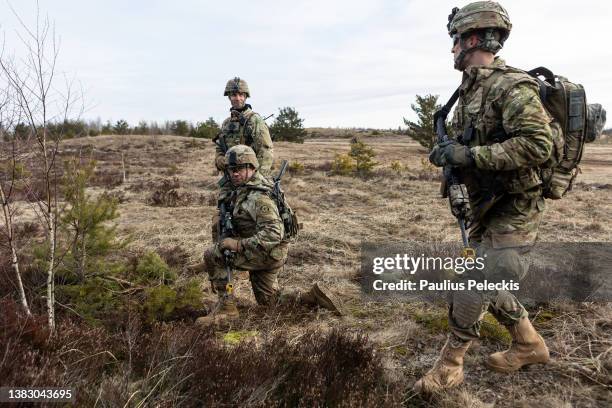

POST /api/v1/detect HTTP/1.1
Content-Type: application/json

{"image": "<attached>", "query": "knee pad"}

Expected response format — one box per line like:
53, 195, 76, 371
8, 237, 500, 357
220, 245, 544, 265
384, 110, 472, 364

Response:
450, 290, 486, 329
484, 247, 529, 282
203, 247, 217, 271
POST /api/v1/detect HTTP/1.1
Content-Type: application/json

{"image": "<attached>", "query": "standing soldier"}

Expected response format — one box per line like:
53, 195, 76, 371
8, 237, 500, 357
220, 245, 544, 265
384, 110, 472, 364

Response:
197, 145, 341, 325
415, 1, 552, 394
214, 77, 274, 180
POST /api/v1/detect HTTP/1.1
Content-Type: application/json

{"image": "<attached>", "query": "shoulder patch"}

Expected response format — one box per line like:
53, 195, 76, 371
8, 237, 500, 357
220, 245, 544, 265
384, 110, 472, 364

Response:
258, 203, 272, 214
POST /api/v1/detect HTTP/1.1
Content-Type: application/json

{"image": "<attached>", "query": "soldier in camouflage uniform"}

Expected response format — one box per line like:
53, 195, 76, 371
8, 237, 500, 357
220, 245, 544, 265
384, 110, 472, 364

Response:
414, 1, 551, 394
214, 77, 274, 180
197, 145, 341, 325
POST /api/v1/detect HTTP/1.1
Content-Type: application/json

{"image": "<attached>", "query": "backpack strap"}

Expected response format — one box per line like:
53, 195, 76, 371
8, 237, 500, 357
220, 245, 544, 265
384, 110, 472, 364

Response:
239, 110, 257, 145
470, 66, 540, 144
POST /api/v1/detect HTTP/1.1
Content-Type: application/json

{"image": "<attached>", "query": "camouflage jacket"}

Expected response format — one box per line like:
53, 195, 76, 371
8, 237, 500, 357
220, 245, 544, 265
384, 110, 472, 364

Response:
450, 57, 554, 212
226, 172, 287, 260
215, 105, 274, 176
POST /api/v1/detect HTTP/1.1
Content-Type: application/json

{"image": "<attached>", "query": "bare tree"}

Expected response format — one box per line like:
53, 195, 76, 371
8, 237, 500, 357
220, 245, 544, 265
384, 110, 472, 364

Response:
0, 3, 83, 331
0, 84, 31, 316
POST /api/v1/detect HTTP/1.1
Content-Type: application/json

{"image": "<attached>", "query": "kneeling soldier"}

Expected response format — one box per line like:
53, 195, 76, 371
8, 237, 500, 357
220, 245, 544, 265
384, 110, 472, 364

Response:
197, 145, 341, 325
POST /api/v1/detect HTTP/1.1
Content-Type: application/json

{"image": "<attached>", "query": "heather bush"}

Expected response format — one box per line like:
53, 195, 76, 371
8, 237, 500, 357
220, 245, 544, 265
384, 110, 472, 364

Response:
0, 299, 402, 406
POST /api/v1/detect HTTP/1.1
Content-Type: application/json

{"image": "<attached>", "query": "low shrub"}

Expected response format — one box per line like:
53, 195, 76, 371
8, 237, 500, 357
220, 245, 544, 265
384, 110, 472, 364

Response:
0, 299, 402, 406
288, 160, 305, 175
330, 153, 356, 176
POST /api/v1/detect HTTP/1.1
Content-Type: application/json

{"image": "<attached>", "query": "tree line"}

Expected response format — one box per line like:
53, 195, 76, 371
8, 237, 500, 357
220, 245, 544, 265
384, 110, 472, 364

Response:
2, 106, 308, 142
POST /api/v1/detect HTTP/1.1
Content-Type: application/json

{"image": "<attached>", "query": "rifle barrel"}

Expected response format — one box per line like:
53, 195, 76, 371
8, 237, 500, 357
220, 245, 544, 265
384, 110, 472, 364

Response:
276, 160, 289, 181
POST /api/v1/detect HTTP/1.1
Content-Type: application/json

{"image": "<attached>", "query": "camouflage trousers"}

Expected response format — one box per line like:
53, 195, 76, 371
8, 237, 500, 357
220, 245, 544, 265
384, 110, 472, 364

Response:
203, 243, 286, 306
448, 194, 544, 341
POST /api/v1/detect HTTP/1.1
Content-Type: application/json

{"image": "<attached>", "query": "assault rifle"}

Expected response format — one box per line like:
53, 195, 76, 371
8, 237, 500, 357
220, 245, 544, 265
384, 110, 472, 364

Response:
214, 135, 230, 186
273, 160, 288, 194
273, 160, 289, 233
218, 200, 235, 295
434, 88, 475, 258
272, 159, 300, 239
214, 134, 229, 154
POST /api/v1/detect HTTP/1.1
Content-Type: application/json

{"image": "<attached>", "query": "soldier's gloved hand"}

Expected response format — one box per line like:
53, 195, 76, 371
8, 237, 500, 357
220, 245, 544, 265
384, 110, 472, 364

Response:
429, 142, 447, 167
220, 238, 242, 252
429, 140, 475, 168
215, 155, 226, 171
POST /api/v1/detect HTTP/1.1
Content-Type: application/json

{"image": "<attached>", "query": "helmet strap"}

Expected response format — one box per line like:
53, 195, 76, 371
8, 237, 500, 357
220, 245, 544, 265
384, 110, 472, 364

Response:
454, 30, 501, 71
454, 38, 478, 71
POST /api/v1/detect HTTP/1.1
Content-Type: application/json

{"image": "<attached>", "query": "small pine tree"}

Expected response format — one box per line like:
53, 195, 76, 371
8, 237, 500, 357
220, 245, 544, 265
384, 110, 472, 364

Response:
59, 159, 121, 282
113, 119, 130, 135
349, 138, 377, 177
171, 120, 191, 136
331, 153, 356, 176
13, 122, 32, 139
191, 117, 219, 139
101, 121, 113, 135
270, 107, 306, 143
133, 120, 150, 135
403, 94, 441, 149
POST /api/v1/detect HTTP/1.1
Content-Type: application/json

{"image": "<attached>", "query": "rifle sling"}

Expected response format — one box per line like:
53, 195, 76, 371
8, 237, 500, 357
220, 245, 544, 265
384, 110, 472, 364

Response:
439, 87, 461, 121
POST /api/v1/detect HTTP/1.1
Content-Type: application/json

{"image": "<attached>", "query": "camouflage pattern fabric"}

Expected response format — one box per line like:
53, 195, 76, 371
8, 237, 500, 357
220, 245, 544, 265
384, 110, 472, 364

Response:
450, 57, 553, 244
204, 171, 288, 305
446, 57, 553, 340
215, 106, 274, 177
448, 1, 512, 38
224, 77, 250, 97
449, 238, 529, 341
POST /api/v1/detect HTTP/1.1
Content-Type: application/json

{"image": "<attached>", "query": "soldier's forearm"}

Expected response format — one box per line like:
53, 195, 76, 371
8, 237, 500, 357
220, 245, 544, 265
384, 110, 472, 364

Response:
241, 226, 283, 254
471, 130, 553, 171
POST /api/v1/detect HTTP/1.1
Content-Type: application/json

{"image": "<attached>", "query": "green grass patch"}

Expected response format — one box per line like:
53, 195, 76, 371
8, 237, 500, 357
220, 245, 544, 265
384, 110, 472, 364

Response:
410, 309, 449, 334
532, 309, 559, 327
222, 330, 259, 345
480, 314, 512, 344
410, 308, 512, 344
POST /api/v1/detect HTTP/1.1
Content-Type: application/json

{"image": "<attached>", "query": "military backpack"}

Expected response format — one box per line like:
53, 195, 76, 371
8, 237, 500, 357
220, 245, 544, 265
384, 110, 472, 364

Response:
270, 160, 301, 240
523, 67, 606, 199
443, 66, 607, 200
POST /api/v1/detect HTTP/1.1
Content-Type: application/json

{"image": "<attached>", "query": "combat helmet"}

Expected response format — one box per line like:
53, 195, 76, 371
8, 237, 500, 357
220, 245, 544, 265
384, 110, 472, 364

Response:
224, 77, 250, 97
225, 144, 259, 169
448, 1, 511, 69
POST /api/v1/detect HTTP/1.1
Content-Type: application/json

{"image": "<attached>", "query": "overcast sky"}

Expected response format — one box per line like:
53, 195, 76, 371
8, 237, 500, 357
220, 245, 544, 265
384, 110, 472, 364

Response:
1, 0, 610, 128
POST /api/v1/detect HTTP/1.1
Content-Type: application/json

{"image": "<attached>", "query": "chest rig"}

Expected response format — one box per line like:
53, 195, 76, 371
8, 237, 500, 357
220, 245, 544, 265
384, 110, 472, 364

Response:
450, 64, 544, 197
222, 105, 256, 149
228, 185, 268, 238
452, 65, 538, 148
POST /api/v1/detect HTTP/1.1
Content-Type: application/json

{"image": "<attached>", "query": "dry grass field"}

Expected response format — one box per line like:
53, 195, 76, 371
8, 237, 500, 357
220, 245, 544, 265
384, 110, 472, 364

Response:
4, 133, 611, 406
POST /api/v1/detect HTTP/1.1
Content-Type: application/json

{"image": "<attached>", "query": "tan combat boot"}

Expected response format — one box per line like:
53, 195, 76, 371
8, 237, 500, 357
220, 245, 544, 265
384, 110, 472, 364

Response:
301, 282, 343, 315
413, 336, 472, 395
486, 317, 549, 373
195, 294, 239, 326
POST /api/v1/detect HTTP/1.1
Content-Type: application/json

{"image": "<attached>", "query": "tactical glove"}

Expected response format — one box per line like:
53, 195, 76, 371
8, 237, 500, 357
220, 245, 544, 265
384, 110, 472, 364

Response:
215, 155, 226, 171
429, 140, 475, 168
220, 238, 241, 253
